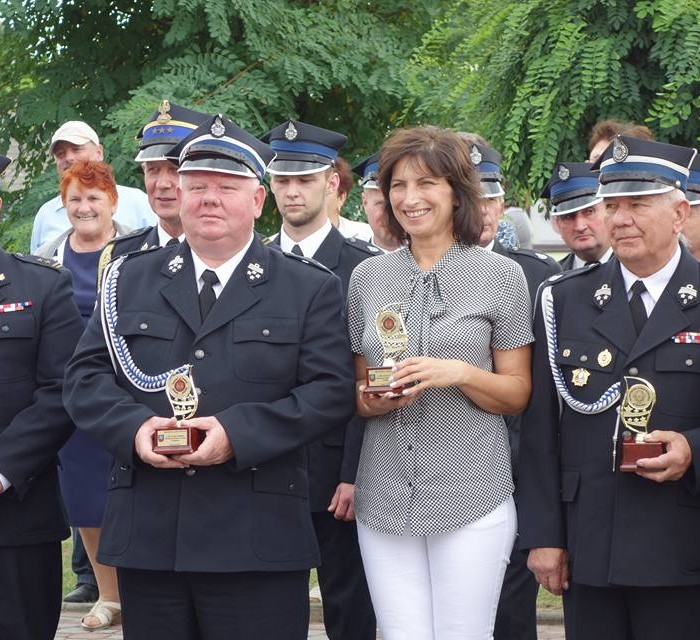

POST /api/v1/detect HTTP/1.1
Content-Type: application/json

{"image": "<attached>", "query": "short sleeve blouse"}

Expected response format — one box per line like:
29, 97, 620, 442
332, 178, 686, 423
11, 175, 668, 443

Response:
346, 242, 534, 535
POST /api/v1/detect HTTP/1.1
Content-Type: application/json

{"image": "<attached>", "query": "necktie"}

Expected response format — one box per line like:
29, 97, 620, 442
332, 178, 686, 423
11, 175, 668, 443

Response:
165, 237, 179, 247
199, 269, 219, 320
291, 244, 303, 256
629, 280, 647, 335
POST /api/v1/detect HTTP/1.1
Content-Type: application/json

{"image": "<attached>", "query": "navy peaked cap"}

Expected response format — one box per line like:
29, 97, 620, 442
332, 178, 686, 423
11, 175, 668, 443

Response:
591, 135, 697, 197
135, 100, 209, 162
261, 120, 346, 175
469, 144, 504, 198
352, 152, 380, 189
542, 162, 602, 215
168, 114, 275, 181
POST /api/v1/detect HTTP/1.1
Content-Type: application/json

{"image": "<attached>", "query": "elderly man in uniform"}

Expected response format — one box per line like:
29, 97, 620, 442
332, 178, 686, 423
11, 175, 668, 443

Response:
31, 120, 156, 253
63, 114, 355, 640
263, 119, 378, 640
681, 157, 700, 260
352, 153, 404, 253
101, 101, 208, 261
519, 135, 700, 640
466, 141, 560, 640
0, 154, 84, 639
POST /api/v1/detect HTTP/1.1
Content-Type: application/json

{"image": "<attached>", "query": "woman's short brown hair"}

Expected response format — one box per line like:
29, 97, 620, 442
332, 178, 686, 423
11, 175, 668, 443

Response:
61, 160, 118, 206
378, 126, 483, 246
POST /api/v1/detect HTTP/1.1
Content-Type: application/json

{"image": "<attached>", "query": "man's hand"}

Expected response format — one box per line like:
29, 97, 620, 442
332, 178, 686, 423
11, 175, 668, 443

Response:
636, 430, 693, 482
134, 416, 189, 469
328, 482, 355, 521
527, 547, 569, 596
173, 416, 234, 466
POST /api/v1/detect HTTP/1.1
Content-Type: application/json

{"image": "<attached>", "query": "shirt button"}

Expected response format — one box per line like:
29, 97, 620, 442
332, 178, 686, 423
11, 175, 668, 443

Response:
194, 349, 205, 360
1, 325, 8, 333
139, 322, 148, 330
407, 444, 413, 451
628, 367, 639, 375
184, 468, 196, 477
262, 328, 270, 337
686, 359, 694, 367
408, 482, 413, 488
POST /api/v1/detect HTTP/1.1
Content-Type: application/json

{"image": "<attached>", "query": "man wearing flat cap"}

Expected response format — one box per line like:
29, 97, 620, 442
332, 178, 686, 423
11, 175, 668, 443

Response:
31, 120, 157, 253
101, 101, 208, 261
0, 154, 84, 639
544, 162, 613, 270
63, 114, 355, 639
519, 135, 700, 640
263, 119, 377, 640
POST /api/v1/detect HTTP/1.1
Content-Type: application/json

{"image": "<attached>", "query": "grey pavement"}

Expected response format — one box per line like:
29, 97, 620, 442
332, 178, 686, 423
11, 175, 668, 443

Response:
56, 603, 565, 639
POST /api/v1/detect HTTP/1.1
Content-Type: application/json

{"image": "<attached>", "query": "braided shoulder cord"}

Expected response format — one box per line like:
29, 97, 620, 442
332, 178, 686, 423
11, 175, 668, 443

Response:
541, 285, 620, 414
100, 256, 189, 393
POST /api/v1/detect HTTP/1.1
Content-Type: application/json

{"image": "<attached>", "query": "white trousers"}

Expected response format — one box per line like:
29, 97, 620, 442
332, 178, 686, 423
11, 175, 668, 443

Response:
357, 496, 517, 640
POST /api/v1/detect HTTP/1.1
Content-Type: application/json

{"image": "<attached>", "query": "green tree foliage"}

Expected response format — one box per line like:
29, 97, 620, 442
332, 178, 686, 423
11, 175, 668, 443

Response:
0, 0, 433, 249
406, 0, 700, 204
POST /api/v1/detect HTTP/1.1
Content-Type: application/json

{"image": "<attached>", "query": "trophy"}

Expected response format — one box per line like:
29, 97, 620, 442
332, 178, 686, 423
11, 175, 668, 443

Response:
619, 376, 664, 472
364, 304, 408, 395
152, 366, 204, 455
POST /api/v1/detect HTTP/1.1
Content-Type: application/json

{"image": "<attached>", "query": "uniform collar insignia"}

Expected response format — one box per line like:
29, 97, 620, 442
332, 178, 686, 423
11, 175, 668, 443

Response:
246, 262, 264, 281
678, 283, 697, 306
167, 255, 184, 273
593, 283, 612, 307
140, 242, 150, 251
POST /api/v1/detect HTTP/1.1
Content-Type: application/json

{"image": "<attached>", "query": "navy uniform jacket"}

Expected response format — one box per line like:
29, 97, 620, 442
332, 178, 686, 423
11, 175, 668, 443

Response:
492, 239, 560, 478
558, 252, 576, 271
518, 247, 700, 587
0, 250, 83, 546
493, 239, 561, 303
273, 226, 382, 511
63, 238, 355, 572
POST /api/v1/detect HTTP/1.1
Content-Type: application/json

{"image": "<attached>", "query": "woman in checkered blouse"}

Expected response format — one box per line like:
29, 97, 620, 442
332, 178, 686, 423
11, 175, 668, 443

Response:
346, 126, 534, 639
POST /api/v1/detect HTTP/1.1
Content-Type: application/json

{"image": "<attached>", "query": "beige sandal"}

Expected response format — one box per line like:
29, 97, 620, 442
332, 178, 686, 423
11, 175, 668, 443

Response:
81, 600, 122, 631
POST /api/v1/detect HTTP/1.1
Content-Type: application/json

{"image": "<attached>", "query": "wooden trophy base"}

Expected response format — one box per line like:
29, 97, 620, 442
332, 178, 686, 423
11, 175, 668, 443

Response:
620, 437, 665, 472
364, 366, 402, 396
152, 426, 203, 455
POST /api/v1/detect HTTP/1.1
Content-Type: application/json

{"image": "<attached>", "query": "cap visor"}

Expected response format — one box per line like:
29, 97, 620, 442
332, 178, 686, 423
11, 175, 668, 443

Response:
551, 194, 602, 216
596, 181, 675, 198
135, 144, 175, 163
480, 181, 505, 198
267, 159, 330, 175
178, 156, 258, 179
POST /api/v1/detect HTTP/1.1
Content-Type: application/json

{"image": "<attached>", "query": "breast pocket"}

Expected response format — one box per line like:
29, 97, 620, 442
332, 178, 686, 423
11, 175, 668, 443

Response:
233, 317, 300, 382
555, 338, 618, 403
654, 342, 700, 418
0, 313, 36, 382
116, 312, 178, 340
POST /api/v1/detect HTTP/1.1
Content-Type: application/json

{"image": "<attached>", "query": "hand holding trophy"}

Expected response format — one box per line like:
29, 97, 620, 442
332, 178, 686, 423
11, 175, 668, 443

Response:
364, 303, 408, 395
619, 375, 664, 472
152, 365, 204, 455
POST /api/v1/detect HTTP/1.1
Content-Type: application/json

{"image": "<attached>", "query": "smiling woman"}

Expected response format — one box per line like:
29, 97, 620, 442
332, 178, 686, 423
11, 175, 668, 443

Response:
34, 159, 131, 631
347, 125, 534, 639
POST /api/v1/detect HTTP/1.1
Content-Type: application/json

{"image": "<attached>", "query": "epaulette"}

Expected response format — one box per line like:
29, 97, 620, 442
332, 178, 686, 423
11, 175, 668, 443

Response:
282, 251, 333, 274
545, 261, 601, 286
12, 253, 61, 270
344, 236, 383, 255
508, 247, 558, 266
109, 226, 152, 243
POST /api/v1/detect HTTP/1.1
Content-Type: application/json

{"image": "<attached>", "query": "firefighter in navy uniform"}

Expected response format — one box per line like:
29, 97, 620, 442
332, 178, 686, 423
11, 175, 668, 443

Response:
262, 119, 378, 640
519, 136, 700, 640
0, 153, 84, 640
468, 141, 560, 640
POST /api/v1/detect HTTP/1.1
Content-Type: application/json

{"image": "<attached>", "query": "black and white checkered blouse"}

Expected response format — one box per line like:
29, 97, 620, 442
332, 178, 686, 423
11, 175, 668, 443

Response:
347, 242, 534, 536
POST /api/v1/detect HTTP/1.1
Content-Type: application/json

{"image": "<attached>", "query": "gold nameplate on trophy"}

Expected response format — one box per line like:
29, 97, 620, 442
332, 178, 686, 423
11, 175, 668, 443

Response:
364, 304, 408, 395
152, 366, 203, 455
619, 376, 664, 472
